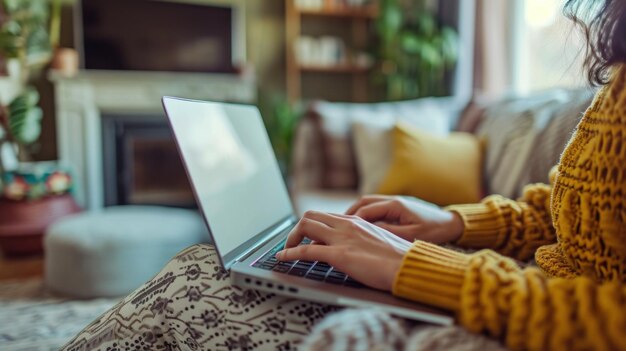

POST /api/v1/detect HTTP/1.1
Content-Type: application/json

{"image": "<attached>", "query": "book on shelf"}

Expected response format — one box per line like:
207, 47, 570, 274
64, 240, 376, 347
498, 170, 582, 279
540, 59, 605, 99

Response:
295, 0, 374, 11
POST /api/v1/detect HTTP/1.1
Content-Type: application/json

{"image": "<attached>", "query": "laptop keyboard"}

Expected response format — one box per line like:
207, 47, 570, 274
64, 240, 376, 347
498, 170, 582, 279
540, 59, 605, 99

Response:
252, 238, 364, 288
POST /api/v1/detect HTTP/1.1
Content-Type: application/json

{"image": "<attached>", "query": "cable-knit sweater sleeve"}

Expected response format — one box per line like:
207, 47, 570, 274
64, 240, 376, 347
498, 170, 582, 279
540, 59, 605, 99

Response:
446, 182, 556, 261
393, 241, 626, 351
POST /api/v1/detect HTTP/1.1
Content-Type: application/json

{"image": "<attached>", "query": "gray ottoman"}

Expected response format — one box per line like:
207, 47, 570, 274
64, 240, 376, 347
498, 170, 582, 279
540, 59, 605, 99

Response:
44, 206, 208, 298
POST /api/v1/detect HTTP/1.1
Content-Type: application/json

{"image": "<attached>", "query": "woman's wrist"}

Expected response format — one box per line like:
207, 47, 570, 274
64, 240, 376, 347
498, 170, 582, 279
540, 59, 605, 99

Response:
445, 210, 465, 242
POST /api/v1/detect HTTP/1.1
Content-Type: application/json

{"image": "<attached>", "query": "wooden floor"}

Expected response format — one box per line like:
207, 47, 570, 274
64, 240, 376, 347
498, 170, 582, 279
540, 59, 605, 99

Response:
0, 251, 44, 281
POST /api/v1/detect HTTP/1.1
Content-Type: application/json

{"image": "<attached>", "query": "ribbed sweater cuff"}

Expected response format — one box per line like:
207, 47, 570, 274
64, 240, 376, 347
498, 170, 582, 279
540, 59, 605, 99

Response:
392, 241, 469, 312
446, 203, 505, 249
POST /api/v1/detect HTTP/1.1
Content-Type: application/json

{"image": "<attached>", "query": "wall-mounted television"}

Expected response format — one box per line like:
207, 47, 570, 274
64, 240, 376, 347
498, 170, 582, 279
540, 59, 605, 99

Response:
76, 0, 245, 73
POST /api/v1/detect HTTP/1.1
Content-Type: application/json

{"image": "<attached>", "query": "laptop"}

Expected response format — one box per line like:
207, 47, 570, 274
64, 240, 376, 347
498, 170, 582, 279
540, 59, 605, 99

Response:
162, 96, 453, 325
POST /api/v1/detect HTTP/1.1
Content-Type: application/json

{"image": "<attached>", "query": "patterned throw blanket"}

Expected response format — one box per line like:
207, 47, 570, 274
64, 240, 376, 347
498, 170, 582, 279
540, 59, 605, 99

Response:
0, 280, 504, 351
2, 273, 507, 351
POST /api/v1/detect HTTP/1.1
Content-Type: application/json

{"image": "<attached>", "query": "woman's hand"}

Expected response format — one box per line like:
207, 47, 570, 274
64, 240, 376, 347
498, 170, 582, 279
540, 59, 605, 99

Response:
346, 195, 464, 244
276, 211, 411, 291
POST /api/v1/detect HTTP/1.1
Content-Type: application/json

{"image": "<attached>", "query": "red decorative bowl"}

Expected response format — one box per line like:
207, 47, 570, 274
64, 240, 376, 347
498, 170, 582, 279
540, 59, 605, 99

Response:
0, 195, 81, 257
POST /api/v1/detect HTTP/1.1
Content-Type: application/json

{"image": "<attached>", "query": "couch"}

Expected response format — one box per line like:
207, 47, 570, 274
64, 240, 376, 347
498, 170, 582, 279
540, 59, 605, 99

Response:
290, 88, 595, 216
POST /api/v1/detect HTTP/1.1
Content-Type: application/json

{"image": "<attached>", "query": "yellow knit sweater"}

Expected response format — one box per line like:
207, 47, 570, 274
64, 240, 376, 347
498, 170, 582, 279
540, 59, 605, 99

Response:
393, 65, 626, 351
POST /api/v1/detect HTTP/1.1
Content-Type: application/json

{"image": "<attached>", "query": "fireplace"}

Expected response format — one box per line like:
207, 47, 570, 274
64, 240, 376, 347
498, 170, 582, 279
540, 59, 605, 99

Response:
50, 68, 255, 210
102, 114, 195, 208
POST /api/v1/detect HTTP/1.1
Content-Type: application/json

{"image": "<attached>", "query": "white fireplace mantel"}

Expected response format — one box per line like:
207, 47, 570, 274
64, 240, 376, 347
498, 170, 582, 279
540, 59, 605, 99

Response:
50, 69, 256, 210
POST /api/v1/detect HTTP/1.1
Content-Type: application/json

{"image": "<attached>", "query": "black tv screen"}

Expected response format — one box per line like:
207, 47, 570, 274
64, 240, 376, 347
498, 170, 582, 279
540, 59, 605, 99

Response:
79, 0, 235, 73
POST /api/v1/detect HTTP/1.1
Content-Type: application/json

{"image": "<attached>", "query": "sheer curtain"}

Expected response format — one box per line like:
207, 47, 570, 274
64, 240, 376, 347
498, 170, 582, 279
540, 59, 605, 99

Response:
472, 0, 516, 98
473, 0, 586, 98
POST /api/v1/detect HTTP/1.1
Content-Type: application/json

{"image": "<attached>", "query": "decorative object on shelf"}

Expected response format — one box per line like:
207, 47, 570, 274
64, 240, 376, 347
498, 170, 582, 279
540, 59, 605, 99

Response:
374, 0, 459, 100
295, 36, 347, 67
296, 0, 374, 11
50, 48, 79, 77
296, 35, 374, 71
295, 0, 325, 10
0, 0, 79, 257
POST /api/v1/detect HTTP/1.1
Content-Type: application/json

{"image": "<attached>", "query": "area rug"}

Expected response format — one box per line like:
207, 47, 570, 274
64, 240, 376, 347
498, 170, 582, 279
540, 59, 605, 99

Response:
0, 279, 119, 351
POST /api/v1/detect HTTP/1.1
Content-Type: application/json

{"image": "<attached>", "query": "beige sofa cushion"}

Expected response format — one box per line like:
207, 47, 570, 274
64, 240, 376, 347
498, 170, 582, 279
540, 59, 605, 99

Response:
478, 88, 594, 198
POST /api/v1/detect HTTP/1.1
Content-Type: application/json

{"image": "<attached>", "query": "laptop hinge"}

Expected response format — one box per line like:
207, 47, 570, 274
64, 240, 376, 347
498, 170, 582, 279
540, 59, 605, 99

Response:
231, 216, 296, 264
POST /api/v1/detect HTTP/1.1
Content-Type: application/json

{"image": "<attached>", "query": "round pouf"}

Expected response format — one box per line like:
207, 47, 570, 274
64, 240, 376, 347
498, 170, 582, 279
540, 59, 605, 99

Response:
44, 206, 208, 298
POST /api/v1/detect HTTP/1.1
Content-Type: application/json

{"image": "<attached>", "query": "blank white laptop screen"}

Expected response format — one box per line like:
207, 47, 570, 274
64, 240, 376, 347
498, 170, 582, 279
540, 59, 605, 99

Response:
163, 98, 293, 256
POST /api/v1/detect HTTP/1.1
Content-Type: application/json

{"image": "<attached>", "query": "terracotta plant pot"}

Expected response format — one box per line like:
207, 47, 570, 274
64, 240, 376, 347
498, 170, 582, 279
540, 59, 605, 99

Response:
0, 194, 81, 256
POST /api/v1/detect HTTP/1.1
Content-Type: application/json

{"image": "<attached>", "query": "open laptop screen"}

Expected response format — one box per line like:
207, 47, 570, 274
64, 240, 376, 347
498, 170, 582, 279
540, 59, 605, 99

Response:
163, 98, 293, 261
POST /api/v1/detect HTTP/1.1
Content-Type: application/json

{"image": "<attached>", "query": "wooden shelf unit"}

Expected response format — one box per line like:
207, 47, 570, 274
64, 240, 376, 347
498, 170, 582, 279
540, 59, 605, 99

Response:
298, 63, 371, 73
286, 0, 378, 102
297, 5, 378, 19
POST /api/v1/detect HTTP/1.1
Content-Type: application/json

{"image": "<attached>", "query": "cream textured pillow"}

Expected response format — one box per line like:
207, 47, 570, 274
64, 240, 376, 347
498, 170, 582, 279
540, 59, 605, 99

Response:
352, 121, 393, 194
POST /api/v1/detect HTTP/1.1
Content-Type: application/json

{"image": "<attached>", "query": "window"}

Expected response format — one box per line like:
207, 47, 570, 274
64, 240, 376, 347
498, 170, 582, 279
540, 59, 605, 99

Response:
514, 0, 587, 93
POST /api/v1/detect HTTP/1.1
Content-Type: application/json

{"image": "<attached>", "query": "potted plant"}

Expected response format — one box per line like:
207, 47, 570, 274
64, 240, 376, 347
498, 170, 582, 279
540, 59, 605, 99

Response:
258, 93, 303, 180
375, 0, 459, 100
0, 0, 79, 257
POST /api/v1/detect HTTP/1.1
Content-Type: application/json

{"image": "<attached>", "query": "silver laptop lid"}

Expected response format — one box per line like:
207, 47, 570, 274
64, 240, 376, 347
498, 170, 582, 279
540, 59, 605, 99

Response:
162, 97, 295, 269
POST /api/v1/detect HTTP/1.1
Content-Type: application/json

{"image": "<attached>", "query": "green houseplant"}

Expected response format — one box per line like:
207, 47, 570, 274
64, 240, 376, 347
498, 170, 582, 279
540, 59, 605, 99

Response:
375, 0, 459, 100
0, 0, 79, 257
0, 0, 60, 172
258, 93, 302, 180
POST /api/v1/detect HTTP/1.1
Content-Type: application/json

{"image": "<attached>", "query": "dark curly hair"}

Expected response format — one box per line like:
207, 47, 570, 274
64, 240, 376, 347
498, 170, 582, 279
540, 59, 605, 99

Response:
564, 0, 626, 85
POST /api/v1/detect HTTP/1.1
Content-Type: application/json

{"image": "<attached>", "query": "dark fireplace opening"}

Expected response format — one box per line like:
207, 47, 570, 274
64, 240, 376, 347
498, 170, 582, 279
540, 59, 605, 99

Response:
102, 114, 196, 208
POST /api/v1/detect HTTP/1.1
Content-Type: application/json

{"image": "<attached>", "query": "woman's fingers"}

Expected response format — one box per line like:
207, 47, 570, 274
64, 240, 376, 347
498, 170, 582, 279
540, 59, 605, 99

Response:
284, 217, 334, 249
276, 243, 335, 263
284, 210, 351, 249
345, 195, 391, 215
354, 201, 400, 223
303, 210, 347, 228
324, 212, 356, 220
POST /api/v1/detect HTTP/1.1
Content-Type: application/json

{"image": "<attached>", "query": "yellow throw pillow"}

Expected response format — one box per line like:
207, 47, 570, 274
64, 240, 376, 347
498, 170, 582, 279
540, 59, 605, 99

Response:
377, 123, 482, 206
